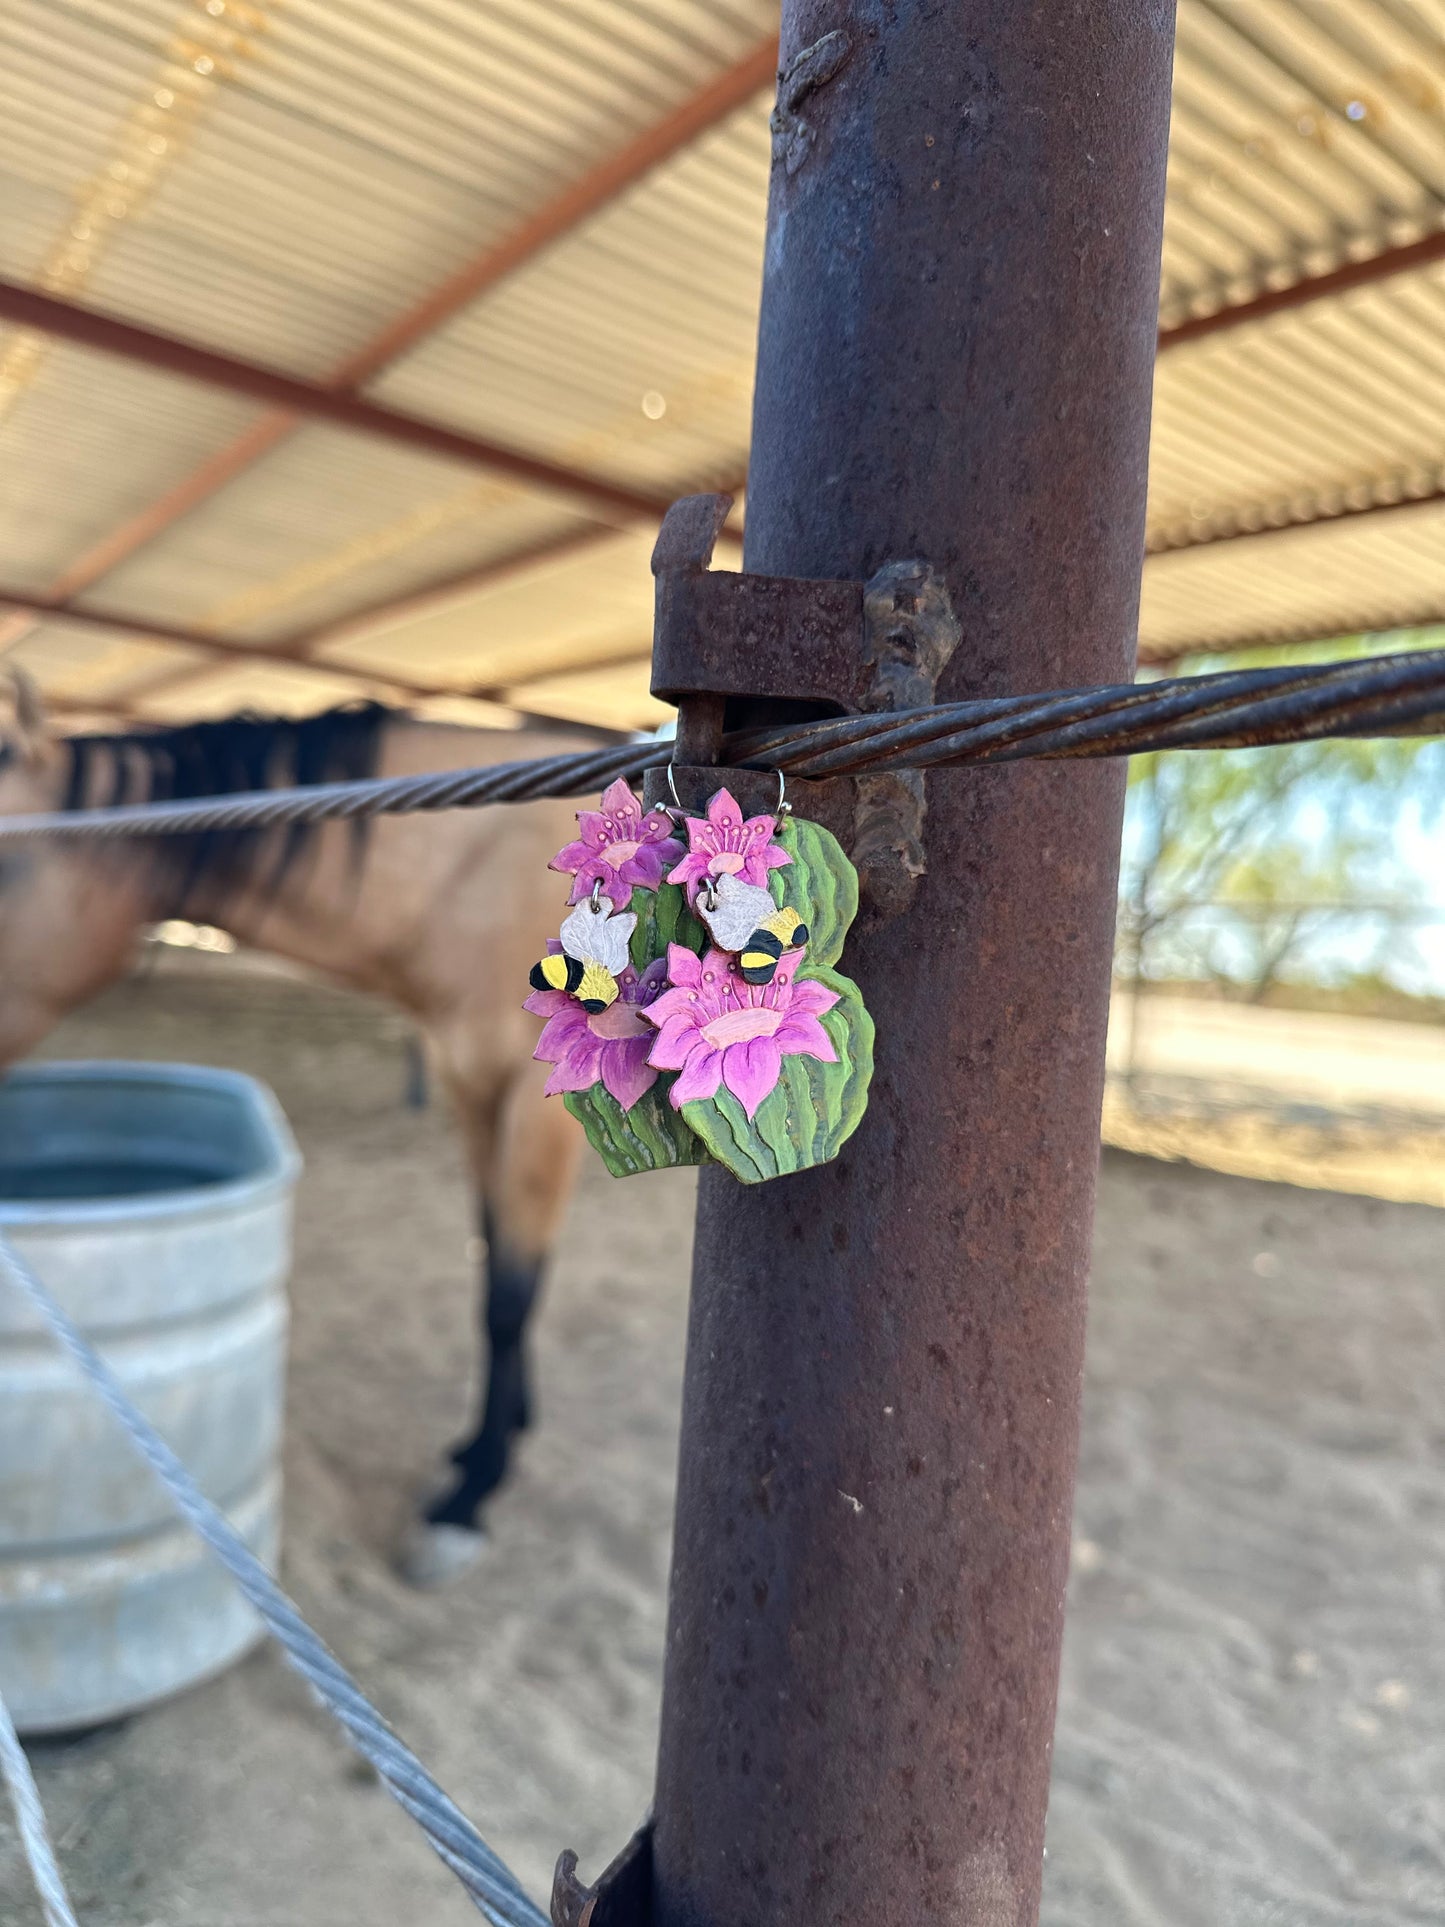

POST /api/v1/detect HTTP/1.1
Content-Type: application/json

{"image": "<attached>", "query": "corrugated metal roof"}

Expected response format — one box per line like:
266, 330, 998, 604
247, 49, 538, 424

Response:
0, 343, 260, 588
86, 428, 554, 631
1164, 1, 1445, 316
1139, 498, 1445, 661
10, 616, 176, 698
1, 0, 1444, 731
1150, 270, 1445, 546
314, 525, 656, 689
367, 99, 770, 492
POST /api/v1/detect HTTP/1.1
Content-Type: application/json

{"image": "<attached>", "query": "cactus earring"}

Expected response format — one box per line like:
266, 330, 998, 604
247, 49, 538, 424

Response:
524, 776, 873, 1184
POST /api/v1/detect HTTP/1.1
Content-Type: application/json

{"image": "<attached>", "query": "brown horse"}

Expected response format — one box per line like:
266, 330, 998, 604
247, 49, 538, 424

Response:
0, 671, 595, 1583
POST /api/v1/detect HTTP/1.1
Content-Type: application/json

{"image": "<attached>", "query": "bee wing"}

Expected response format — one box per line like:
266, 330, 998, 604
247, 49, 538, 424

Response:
593, 907, 636, 974
699, 874, 775, 952
559, 900, 635, 974
557, 903, 594, 963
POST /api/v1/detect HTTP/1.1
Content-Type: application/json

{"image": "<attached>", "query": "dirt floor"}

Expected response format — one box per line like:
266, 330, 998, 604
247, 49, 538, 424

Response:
4, 958, 1444, 1926
1109, 992, 1445, 1121
1104, 992, 1445, 1209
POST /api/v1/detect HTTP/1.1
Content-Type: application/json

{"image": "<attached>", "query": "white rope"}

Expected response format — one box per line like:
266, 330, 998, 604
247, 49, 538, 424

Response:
0, 1685, 80, 1927
0, 1232, 547, 1927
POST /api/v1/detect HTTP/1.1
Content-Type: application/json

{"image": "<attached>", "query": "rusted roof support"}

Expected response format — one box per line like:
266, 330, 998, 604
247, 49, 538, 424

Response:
1158, 227, 1445, 352
0, 588, 490, 706
123, 499, 730, 710
648, 6, 1176, 1927
292, 467, 743, 664
0, 39, 773, 668
334, 39, 779, 382
0, 589, 284, 662
0, 582, 653, 714
48, 463, 748, 714
99, 522, 630, 710
39, 422, 296, 605
1138, 228, 1445, 657
4, 38, 1441, 712
0, 279, 678, 528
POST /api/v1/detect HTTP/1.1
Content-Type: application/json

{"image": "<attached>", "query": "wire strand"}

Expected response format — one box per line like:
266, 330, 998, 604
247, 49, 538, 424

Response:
0, 1232, 547, 1927
0, 648, 1440, 843
0, 1686, 80, 1927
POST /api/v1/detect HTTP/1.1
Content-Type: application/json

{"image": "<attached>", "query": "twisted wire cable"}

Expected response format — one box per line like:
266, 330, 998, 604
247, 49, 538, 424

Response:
0, 1684, 80, 1927
0, 1233, 548, 1927
728, 645, 1445, 774
0, 648, 1439, 843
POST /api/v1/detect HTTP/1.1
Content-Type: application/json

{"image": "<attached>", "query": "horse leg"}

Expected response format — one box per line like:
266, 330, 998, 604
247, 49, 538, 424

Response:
443, 1063, 582, 1516
402, 1031, 430, 1110
401, 1057, 582, 1585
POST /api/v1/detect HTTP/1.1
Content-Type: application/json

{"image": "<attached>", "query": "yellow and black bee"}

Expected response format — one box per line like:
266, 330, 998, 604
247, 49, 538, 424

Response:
697, 874, 809, 985
529, 897, 636, 1012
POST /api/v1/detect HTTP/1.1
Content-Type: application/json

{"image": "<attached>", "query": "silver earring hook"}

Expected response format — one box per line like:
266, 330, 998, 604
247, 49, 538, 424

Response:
664, 762, 692, 827
590, 875, 604, 912
666, 762, 789, 823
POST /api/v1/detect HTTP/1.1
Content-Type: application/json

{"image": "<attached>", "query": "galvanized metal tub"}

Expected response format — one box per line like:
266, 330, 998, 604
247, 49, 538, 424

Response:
0, 1061, 299, 1734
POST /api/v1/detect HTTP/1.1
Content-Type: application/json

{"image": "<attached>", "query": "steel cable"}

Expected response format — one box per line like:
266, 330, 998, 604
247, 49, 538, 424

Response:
0, 1684, 80, 1927
0, 1232, 548, 1927
0, 648, 1439, 844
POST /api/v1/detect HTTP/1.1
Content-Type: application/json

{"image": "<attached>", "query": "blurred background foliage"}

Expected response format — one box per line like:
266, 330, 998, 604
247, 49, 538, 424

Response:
1118, 631, 1445, 1014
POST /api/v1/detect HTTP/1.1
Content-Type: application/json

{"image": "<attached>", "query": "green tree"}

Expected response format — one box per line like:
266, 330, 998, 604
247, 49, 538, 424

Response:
1117, 631, 1445, 1070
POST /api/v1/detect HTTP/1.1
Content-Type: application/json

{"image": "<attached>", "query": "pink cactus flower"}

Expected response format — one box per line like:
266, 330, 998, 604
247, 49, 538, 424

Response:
666, 787, 791, 906
643, 944, 838, 1120
525, 958, 667, 1111
550, 778, 684, 909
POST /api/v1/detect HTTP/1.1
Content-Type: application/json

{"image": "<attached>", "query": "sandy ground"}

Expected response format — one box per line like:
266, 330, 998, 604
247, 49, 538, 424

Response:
3, 959, 1444, 1926
1107, 993, 1445, 1120
1102, 992, 1445, 1210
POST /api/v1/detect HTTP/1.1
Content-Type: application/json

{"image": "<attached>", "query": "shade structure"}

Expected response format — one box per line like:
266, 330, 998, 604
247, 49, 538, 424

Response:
2, 0, 1445, 728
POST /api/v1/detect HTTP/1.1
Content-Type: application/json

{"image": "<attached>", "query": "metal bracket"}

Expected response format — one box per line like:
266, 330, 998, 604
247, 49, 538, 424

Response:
551, 1820, 653, 1927
643, 494, 960, 916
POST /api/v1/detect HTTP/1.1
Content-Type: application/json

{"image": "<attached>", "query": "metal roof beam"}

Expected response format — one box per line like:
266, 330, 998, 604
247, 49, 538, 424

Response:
331, 37, 779, 384
118, 522, 631, 711
103, 465, 747, 711
0, 37, 773, 652
0, 589, 281, 662
0, 278, 678, 529
11, 469, 1435, 701
1149, 229, 1445, 571
1157, 229, 1445, 351
0, 588, 501, 707
0, 582, 655, 715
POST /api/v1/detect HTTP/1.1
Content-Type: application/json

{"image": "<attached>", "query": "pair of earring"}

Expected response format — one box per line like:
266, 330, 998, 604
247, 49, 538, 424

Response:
524, 775, 873, 1184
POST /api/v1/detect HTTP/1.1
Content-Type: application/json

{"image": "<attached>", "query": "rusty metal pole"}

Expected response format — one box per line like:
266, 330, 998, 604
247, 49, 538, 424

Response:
650, 5, 1176, 1925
